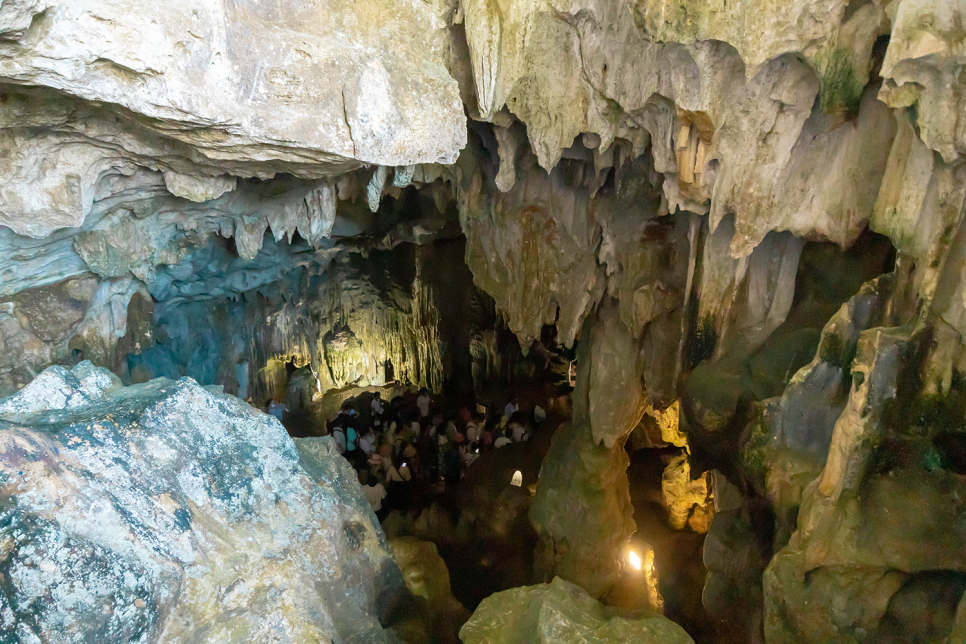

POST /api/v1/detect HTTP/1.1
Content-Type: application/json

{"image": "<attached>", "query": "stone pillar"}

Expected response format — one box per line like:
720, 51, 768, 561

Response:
529, 301, 647, 598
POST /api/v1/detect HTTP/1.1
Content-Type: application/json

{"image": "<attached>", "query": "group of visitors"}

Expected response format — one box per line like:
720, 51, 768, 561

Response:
328, 388, 545, 518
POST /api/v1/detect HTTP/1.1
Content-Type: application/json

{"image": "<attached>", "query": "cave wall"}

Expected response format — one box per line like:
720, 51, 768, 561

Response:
1, 0, 966, 642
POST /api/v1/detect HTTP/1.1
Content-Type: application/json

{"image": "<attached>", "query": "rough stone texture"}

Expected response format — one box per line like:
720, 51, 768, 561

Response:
530, 419, 635, 599
878, 0, 966, 163
0, 166, 340, 297
0, 363, 403, 642
586, 302, 648, 448
0, 275, 146, 397
661, 454, 712, 532
0, 0, 466, 236
131, 240, 457, 403
458, 0, 896, 256
459, 576, 694, 644
529, 314, 637, 599
387, 537, 470, 643
459, 155, 605, 349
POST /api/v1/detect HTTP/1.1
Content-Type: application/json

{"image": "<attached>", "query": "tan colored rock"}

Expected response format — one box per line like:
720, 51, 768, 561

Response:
661, 454, 712, 532
587, 302, 648, 448
163, 172, 237, 203
872, 114, 966, 309
879, 0, 966, 162
0, 0, 466, 236
460, 576, 694, 644
389, 537, 470, 643
529, 420, 635, 598
0, 275, 145, 397
458, 0, 900, 262
459, 158, 604, 348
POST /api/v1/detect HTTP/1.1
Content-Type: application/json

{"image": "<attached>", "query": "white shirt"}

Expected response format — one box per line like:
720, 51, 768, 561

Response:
504, 402, 518, 418
371, 398, 384, 414
494, 436, 512, 448
511, 423, 527, 442
332, 428, 346, 454
363, 483, 386, 512
359, 434, 376, 456
465, 422, 480, 443
417, 395, 430, 418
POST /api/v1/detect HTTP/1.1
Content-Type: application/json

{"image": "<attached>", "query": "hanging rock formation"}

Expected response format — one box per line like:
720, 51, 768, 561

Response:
0, 0, 466, 237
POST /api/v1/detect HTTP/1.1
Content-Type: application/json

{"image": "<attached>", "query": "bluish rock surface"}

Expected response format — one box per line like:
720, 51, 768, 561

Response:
0, 362, 402, 643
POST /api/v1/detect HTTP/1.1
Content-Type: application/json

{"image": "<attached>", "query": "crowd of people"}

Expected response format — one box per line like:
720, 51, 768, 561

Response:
325, 388, 545, 519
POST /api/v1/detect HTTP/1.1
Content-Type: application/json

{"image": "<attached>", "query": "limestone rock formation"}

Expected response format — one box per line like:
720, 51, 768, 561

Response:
3, 0, 966, 641
0, 275, 146, 396
0, 0, 466, 237
388, 537, 470, 643
459, 576, 694, 644
0, 363, 403, 642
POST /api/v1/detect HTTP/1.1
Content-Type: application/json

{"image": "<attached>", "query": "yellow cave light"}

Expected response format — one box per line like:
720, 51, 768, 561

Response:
626, 544, 664, 611
510, 470, 523, 487
628, 550, 643, 571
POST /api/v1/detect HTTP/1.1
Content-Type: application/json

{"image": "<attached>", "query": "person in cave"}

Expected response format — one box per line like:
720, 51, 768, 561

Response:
268, 397, 286, 424
358, 425, 377, 459
494, 426, 512, 448
382, 410, 398, 449
464, 414, 480, 444
361, 473, 387, 520
509, 412, 529, 442
331, 423, 347, 455
416, 387, 431, 418
383, 453, 413, 514
480, 423, 494, 449
463, 441, 481, 468
503, 398, 519, 419
445, 416, 459, 441
330, 404, 358, 459
370, 391, 384, 416
533, 402, 547, 424
418, 423, 440, 483
343, 422, 360, 467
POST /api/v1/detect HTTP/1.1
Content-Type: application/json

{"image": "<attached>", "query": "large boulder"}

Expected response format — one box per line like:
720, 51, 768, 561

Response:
459, 576, 693, 644
0, 362, 403, 642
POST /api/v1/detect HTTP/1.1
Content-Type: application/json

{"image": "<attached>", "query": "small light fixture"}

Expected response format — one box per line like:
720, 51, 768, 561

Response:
628, 550, 642, 571
511, 470, 523, 487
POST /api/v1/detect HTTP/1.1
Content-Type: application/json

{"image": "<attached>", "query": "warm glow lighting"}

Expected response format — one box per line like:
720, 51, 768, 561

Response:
628, 550, 642, 571
511, 470, 523, 487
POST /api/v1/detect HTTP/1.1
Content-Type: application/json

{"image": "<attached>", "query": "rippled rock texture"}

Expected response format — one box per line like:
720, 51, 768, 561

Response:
0, 363, 403, 642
